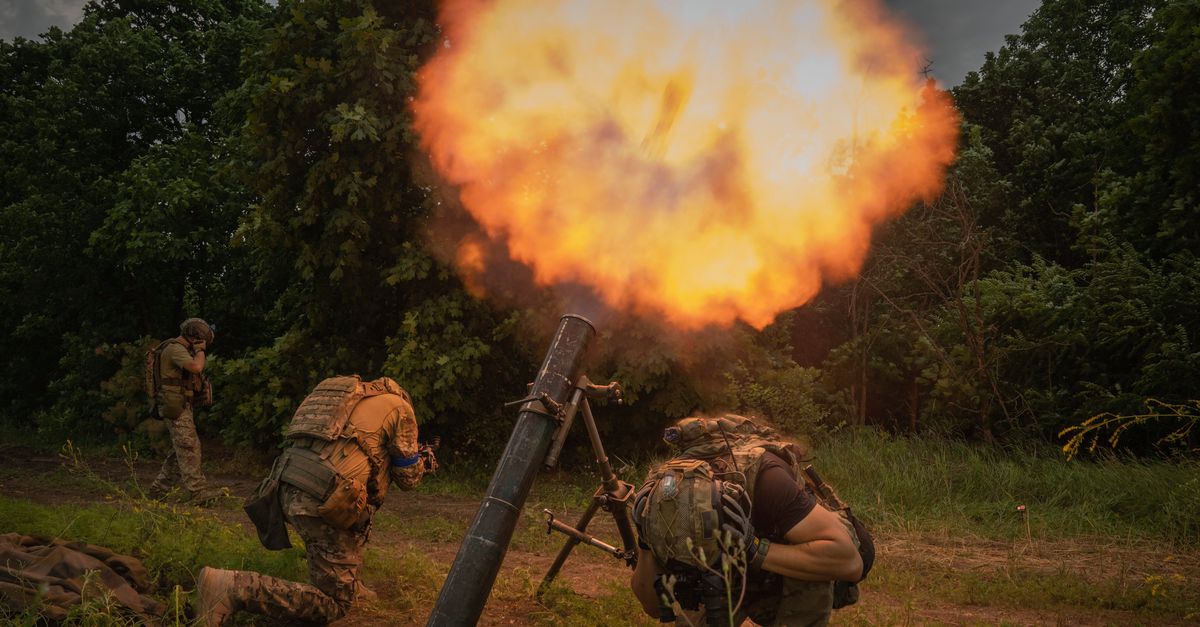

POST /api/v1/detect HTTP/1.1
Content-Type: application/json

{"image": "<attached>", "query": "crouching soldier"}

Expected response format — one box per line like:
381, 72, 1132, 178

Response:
197, 375, 437, 625
630, 415, 874, 627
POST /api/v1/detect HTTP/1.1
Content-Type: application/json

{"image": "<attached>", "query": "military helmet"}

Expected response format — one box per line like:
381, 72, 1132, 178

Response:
180, 318, 215, 343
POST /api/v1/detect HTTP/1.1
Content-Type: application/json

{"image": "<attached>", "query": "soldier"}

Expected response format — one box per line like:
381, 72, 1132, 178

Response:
629, 415, 872, 627
149, 317, 218, 503
197, 375, 437, 625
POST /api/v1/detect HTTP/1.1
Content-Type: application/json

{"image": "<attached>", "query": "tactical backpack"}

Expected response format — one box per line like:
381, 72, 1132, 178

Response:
663, 414, 810, 496
634, 415, 873, 616
634, 416, 799, 571
634, 458, 751, 571
283, 375, 410, 442
143, 338, 212, 413
143, 339, 184, 413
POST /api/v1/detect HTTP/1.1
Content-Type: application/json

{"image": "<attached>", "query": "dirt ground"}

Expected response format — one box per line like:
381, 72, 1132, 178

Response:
2, 443, 1197, 626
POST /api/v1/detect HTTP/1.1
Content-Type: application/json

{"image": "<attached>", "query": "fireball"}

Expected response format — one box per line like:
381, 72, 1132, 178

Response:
414, 0, 958, 329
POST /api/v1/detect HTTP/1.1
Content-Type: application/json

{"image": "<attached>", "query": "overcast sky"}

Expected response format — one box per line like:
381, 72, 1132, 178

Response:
1, 0, 1040, 85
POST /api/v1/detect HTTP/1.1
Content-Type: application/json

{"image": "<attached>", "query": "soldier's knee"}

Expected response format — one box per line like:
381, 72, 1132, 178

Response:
331, 593, 354, 618
325, 578, 356, 617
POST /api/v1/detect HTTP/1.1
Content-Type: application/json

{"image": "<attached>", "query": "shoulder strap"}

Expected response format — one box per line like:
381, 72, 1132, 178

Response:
148, 338, 190, 399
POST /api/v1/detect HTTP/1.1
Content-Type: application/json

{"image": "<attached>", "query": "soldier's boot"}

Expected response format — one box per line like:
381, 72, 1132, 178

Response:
197, 567, 239, 626
355, 581, 378, 603
188, 486, 226, 507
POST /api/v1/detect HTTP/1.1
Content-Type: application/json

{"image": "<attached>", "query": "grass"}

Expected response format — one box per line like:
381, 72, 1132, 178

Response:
3, 427, 1197, 624
0, 493, 308, 626
862, 548, 1196, 618
509, 575, 655, 626
0, 442, 307, 625
0, 495, 307, 590
814, 428, 1200, 544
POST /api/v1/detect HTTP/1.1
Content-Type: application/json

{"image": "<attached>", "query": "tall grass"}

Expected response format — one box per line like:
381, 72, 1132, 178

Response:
424, 427, 1200, 545
816, 428, 1200, 543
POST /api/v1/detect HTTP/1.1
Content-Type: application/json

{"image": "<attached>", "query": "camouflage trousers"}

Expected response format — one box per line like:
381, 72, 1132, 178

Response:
226, 486, 368, 623
153, 404, 208, 495
688, 577, 832, 627
743, 578, 833, 627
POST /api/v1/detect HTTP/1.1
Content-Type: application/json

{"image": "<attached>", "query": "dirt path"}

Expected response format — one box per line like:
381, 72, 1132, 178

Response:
2, 444, 1197, 626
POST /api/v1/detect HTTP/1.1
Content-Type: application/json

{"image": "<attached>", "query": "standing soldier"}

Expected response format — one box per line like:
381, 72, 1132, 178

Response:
197, 375, 437, 625
149, 318, 218, 503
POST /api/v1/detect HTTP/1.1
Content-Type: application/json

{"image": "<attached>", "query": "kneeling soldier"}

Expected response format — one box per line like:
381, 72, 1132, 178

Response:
197, 375, 437, 625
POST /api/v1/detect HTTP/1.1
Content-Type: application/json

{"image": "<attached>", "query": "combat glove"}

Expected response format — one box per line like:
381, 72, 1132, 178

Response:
721, 522, 769, 574
419, 438, 440, 473
746, 536, 770, 573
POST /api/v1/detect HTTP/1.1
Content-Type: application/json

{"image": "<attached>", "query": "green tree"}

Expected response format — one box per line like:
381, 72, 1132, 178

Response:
220, 0, 535, 452
954, 0, 1165, 266
1090, 0, 1200, 254
0, 0, 270, 436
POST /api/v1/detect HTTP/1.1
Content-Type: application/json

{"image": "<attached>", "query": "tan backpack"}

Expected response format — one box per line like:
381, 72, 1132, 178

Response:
143, 338, 184, 413
636, 459, 730, 569
284, 375, 410, 441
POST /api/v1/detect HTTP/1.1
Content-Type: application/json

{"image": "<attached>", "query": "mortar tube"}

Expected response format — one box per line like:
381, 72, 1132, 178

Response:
426, 314, 595, 626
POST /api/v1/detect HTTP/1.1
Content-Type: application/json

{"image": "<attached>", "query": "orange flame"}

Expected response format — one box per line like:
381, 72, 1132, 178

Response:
414, 0, 959, 329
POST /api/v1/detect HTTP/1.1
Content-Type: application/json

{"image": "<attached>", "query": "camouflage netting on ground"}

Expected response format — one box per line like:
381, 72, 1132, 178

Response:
0, 533, 163, 621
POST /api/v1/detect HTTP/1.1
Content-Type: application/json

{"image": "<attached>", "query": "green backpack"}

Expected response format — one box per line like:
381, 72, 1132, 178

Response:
634, 458, 743, 570
143, 338, 185, 413
665, 414, 809, 497
634, 415, 799, 571
634, 415, 872, 611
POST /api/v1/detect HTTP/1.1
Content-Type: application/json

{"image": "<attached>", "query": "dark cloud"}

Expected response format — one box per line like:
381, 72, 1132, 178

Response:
0, 0, 86, 41
1, 0, 1035, 84
884, 0, 1041, 86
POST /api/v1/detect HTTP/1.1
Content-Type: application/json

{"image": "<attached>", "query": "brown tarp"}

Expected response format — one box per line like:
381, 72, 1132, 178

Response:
0, 532, 164, 622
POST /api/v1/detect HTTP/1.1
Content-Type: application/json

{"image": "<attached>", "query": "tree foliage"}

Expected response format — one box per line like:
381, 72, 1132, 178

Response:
823, 0, 1200, 452
2, 0, 1197, 458
0, 0, 271, 437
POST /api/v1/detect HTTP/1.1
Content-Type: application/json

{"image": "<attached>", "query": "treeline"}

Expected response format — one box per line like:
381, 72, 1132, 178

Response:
1, 0, 1196, 459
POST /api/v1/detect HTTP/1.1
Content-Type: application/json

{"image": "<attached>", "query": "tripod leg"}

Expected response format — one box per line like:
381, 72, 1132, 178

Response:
538, 497, 602, 593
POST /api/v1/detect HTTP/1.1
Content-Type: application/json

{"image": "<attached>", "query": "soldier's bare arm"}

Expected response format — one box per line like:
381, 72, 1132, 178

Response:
629, 546, 662, 616
762, 503, 863, 582
182, 350, 205, 374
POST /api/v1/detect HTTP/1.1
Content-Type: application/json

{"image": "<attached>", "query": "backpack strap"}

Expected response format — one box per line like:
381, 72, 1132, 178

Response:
151, 338, 191, 399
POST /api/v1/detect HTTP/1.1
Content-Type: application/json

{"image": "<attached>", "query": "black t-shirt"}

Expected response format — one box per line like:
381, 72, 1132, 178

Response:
750, 451, 816, 542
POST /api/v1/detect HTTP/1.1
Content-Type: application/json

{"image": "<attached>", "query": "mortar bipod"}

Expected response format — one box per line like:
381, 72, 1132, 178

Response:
538, 376, 638, 594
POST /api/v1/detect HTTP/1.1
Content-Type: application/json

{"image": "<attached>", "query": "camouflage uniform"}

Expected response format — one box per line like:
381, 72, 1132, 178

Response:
741, 577, 833, 627
152, 341, 208, 495
209, 387, 426, 624
225, 487, 367, 621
